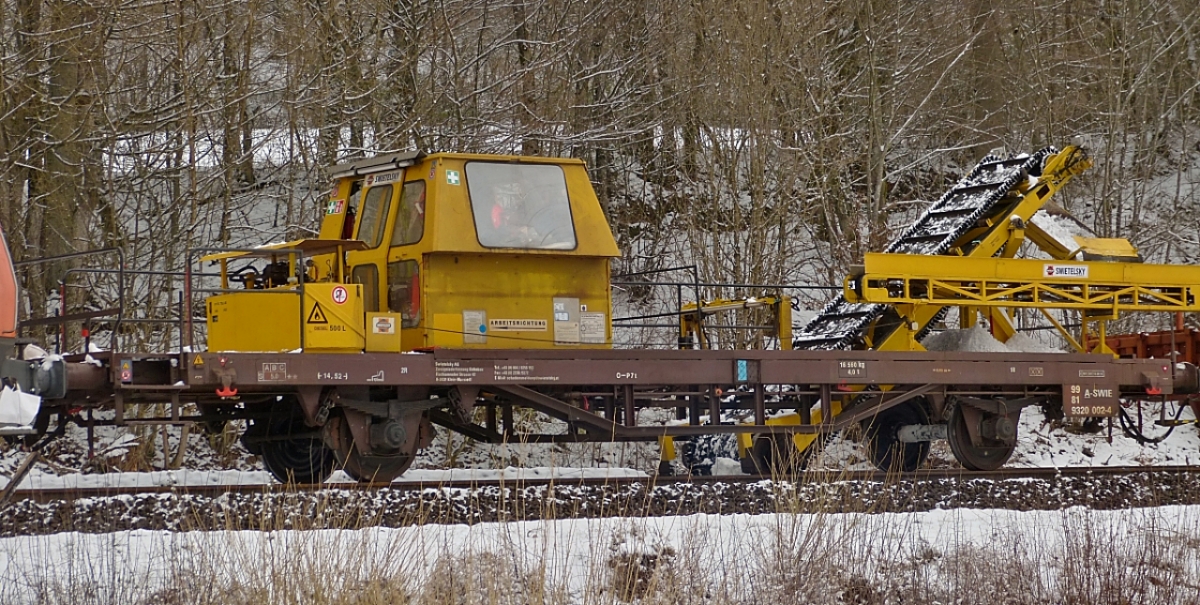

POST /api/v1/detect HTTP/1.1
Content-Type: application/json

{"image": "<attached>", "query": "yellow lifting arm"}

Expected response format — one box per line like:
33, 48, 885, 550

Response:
846, 253, 1200, 315
865, 146, 1092, 352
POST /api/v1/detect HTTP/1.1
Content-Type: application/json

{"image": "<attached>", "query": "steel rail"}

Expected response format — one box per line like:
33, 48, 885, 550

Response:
9, 465, 1200, 505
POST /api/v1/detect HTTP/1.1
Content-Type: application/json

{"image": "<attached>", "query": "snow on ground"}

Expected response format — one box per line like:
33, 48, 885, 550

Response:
1011, 404, 1200, 467
1, 506, 1198, 603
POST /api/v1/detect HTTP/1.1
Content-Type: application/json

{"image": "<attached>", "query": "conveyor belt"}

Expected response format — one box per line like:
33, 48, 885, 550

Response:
794, 148, 1056, 350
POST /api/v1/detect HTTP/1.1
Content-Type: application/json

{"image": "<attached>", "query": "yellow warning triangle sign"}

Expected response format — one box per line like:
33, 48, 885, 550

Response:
307, 302, 329, 324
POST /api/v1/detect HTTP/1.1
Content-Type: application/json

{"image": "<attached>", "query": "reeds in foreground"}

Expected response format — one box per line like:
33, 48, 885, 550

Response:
2, 471, 1198, 605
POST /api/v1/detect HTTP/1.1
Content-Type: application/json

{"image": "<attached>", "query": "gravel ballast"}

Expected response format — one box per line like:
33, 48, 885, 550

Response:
4, 470, 1200, 535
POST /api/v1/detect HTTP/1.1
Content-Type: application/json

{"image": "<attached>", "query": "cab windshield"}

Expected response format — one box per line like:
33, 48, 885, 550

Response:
466, 162, 576, 250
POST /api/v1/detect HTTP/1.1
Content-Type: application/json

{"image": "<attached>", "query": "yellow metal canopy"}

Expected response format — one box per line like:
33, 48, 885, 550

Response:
200, 239, 367, 263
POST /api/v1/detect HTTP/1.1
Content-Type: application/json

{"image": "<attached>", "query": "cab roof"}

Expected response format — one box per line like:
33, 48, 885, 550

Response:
328, 151, 585, 181
201, 239, 367, 263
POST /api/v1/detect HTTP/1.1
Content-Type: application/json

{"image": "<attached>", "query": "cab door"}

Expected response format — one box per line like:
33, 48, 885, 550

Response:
384, 179, 427, 350
347, 172, 401, 312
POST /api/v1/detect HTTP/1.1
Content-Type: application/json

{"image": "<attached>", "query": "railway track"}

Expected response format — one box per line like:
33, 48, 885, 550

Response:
4, 464, 1200, 536
8, 464, 1200, 504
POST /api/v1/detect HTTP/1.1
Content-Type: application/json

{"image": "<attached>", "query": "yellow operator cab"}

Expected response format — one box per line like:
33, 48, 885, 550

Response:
204, 150, 621, 353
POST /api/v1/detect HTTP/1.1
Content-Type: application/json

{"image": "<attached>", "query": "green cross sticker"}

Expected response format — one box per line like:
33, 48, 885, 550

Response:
445, 169, 460, 185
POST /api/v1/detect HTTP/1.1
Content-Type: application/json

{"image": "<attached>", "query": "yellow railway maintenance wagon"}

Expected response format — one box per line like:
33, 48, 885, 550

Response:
205, 151, 621, 353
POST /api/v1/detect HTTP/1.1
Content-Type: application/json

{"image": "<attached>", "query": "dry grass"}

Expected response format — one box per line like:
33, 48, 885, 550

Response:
3, 476, 1200, 605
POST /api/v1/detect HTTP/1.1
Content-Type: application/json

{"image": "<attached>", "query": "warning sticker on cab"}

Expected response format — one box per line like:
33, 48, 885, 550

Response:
307, 303, 329, 324
331, 286, 348, 305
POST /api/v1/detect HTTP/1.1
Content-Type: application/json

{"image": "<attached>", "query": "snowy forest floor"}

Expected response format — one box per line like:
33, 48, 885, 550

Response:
2, 505, 1199, 604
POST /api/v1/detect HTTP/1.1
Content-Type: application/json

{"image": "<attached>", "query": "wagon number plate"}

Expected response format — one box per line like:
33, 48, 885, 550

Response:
1063, 383, 1118, 418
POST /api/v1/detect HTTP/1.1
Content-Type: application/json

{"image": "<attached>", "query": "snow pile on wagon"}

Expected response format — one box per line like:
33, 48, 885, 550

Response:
922, 325, 1061, 354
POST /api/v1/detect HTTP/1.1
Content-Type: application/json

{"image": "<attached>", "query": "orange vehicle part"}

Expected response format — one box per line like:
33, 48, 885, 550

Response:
1091, 315, 1200, 365
1096, 329, 1200, 365
1090, 318, 1200, 416
0, 223, 18, 339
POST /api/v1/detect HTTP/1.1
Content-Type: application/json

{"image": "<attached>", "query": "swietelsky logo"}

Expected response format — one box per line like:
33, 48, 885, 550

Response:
1043, 264, 1089, 278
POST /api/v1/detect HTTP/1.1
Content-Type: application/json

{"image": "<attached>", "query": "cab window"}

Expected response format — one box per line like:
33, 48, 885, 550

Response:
340, 179, 365, 240
351, 265, 379, 312
356, 184, 393, 248
391, 181, 426, 246
387, 260, 420, 328
466, 163, 576, 250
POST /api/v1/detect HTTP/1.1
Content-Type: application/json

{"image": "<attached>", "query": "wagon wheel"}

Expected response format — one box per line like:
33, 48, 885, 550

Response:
257, 399, 337, 484
863, 399, 930, 473
947, 404, 1016, 471
325, 413, 424, 483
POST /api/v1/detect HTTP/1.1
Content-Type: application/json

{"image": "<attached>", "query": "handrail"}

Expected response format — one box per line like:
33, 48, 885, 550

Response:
13, 248, 124, 353
611, 265, 829, 348
185, 246, 311, 353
